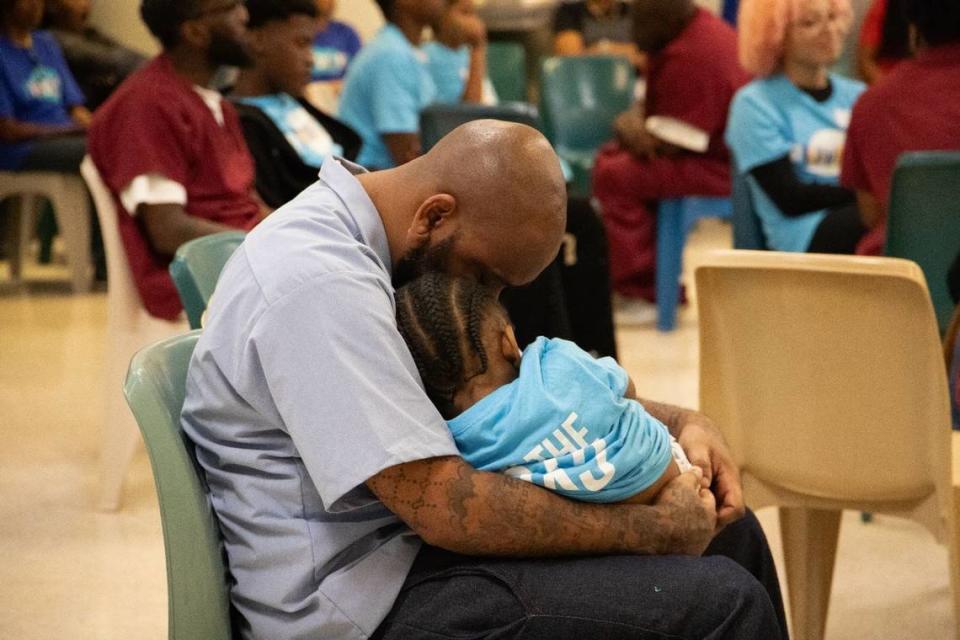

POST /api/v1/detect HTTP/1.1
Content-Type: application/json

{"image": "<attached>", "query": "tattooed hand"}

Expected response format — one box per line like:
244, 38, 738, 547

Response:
653, 467, 717, 555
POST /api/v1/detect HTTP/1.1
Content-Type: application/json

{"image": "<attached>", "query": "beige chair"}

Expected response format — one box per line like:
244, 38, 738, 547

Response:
79, 156, 188, 510
695, 250, 960, 640
0, 171, 93, 292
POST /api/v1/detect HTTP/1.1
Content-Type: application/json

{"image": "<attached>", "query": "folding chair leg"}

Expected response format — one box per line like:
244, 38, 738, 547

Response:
49, 178, 93, 293
780, 507, 842, 640
656, 199, 684, 332
949, 432, 960, 639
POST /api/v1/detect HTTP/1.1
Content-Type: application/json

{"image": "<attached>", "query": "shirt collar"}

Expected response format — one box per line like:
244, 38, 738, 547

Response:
317, 157, 393, 276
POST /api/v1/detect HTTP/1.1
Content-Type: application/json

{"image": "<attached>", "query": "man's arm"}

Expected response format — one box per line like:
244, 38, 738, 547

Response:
460, 16, 488, 104
367, 455, 716, 557
0, 116, 84, 143
635, 397, 745, 529
138, 203, 233, 256
855, 189, 883, 228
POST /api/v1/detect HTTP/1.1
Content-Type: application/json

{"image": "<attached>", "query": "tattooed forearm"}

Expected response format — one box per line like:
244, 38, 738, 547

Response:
366, 456, 704, 557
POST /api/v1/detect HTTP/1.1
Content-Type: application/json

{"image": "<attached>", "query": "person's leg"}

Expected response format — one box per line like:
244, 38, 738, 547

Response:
374, 513, 786, 640
806, 203, 867, 254
705, 509, 790, 640
591, 147, 731, 301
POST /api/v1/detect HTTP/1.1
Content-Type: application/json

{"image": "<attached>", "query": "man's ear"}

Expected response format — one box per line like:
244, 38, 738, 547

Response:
500, 323, 522, 367
180, 19, 211, 50
407, 193, 457, 248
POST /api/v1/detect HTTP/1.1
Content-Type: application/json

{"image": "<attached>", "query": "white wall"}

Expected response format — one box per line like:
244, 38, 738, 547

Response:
334, 0, 384, 42
88, 0, 159, 55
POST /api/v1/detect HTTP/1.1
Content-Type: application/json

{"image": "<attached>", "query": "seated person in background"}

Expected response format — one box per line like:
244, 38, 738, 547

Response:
0, 0, 90, 174
231, 0, 359, 208
553, 0, 644, 69
43, 0, 146, 110
424, 0, 495, 105
88, 0, 268, 321
303, 0, 360, 113
591, 0, 748, 309
338, 0, 444, 169
727, 0, 867, 255
856, 0, 912, 85
841, 0, 960, 255
396, 273, 696, 506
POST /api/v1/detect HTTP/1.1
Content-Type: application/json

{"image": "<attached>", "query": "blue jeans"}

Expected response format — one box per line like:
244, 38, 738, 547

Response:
373, 510, 788, 639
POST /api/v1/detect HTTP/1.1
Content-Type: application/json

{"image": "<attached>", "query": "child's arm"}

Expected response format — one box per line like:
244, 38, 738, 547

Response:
623, 459, 681, 505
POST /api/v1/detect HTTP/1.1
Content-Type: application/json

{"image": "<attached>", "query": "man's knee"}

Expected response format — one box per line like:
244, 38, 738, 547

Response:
696, 555, 783, 638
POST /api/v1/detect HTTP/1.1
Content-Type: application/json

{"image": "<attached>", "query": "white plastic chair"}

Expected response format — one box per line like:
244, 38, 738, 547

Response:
696, 250, 960, 640
0, 170, 94, 291
79, 156, 188, 511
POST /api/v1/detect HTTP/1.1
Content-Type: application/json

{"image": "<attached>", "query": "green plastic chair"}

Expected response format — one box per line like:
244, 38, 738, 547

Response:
420, 102, 542, 151
170, 231, 246, 329
885, 151, 960, 334
124, 330, 233, 640
539, 55, 636, 197
486, 41, 527, 103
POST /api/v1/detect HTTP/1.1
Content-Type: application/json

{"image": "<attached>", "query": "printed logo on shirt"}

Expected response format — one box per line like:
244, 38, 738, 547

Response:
504, 412, 616, 493
24, 66, 62, 102
312, 46, 348, 76
791, 128, 846, 178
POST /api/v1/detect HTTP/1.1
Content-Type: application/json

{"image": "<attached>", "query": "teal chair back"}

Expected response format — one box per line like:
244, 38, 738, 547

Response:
170, 231, 246, 329
124, 330, 233, 640
885, 151, 960, 334
539, 55, 635, 195
420, 102, 542, 152
486, 41, 527, 103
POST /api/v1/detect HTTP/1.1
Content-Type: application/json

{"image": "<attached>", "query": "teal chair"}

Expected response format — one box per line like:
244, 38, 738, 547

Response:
486, 41, 527, 103
170, 231, 246, 329
420, 102, 542, 151
884, 151, 960, 334
123, 330, 233, 640
539, 55, 636, 197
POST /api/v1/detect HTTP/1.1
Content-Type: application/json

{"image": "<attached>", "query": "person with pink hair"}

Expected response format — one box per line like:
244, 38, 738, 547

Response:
726, 0, 868, 253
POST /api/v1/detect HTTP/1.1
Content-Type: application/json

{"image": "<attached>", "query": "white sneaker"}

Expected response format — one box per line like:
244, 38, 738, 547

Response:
613, 295, 657, 326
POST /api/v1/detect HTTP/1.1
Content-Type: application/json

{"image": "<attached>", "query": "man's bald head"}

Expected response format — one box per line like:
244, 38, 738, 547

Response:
392, 120, 567, 288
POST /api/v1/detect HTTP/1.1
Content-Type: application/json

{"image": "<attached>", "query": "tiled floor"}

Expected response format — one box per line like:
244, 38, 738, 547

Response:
0, 222, 954, 639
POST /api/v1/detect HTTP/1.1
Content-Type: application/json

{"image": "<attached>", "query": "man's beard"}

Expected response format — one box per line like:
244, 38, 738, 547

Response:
208, 30, 253, 68
393, 235, 456, 289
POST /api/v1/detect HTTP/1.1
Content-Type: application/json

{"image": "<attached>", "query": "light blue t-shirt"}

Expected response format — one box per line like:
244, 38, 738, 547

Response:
181, 158, 458, 640
338, 24, 437, 169
448, 337, 674, 503
423, 41, 470, 105
235, 93, 343, 168
725, 74, 865, 252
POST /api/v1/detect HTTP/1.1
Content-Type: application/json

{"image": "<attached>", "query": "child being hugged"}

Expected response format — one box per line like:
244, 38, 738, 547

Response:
395, 272, 693, 504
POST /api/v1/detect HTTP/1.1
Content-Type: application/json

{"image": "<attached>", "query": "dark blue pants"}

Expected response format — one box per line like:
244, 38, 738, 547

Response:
373, 509, 788, 639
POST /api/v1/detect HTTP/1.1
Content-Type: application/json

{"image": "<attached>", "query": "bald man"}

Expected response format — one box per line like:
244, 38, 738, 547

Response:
182, 121, 786, 640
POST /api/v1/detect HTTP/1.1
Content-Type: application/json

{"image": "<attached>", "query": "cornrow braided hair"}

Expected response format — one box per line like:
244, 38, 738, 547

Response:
396, 273, 504, 418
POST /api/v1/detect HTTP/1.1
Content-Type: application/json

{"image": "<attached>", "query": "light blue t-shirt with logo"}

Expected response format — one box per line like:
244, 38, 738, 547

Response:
338, 24, 437, 169
725, 73, 865, 252
448, 337, 674, 503
236, 93, 343, 168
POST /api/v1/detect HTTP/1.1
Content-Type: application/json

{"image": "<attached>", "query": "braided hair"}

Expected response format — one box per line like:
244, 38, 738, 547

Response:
396, 273, 506, 418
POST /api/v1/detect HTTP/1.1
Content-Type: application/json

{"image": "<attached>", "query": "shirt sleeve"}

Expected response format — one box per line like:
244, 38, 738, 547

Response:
859, 0, 886, 48
725, 87, 794, 173
344, 25, 362, 59
0, 70, 14, 119
93, 95, 195, 195
367, 52, 425, 135
249, 271, 459, 510
41, 32, 85, 107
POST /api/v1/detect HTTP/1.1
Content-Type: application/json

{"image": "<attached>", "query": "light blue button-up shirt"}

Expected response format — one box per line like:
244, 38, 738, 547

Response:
338, 24, 437, 169
181, 158, 458, 639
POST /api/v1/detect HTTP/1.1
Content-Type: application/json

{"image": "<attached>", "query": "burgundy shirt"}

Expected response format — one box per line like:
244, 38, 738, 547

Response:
88, 54, 260, 320
841, 42, 960, 253
645, 8, 750, 162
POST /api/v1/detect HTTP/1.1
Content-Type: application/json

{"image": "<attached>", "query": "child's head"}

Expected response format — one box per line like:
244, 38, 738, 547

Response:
396, 273, 521, 419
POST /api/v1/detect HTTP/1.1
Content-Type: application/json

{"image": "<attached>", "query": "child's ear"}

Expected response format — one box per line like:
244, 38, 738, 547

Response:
500, 324, 521, 367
